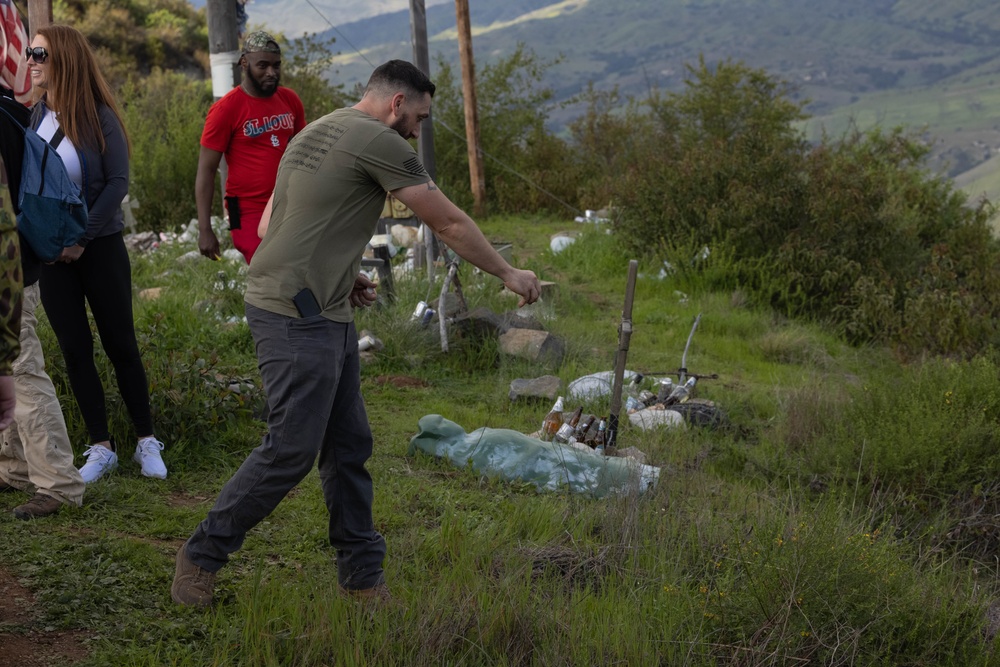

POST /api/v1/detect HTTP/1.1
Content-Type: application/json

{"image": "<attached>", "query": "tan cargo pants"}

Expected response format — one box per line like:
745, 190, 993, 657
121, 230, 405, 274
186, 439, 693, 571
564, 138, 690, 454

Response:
0, 283, 84, 506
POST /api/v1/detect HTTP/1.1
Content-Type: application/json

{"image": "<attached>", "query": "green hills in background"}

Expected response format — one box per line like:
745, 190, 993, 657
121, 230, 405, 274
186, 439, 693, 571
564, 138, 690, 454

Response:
308, 0, 1000, 204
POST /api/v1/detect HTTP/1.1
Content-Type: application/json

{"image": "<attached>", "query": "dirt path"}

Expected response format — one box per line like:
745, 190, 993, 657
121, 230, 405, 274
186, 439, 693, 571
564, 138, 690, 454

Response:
0, 566, 88, 667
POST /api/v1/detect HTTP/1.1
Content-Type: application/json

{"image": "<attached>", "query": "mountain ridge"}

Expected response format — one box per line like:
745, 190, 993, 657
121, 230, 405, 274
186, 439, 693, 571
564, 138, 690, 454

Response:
201, 0, 1000, 201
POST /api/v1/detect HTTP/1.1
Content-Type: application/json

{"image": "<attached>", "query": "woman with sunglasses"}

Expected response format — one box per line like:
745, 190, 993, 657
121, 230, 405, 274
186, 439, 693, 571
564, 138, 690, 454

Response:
25, 25, 167, 483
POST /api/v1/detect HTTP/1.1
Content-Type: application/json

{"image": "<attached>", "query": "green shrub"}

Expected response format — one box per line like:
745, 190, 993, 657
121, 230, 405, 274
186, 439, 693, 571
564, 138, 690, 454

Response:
277, 32, 350, 122
121, 69, 212, 232
431, 45, 584, 215
567, 84, 655, 211
610, 58, 1000, 357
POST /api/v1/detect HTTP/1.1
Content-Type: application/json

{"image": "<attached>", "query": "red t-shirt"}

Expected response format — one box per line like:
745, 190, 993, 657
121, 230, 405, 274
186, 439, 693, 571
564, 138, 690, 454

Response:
200, 86, 306, 204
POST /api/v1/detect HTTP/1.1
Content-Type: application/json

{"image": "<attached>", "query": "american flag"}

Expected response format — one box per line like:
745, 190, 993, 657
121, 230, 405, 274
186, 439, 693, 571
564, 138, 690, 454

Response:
0, 0, 30, 104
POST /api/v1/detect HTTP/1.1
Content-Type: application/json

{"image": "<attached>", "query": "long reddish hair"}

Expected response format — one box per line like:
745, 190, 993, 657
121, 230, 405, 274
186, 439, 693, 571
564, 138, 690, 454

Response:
35, 24, 131, 156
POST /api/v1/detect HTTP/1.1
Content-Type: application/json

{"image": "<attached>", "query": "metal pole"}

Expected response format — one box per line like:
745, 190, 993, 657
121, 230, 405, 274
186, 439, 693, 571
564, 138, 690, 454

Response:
607, 260, 639, 451
454, 0, 486, 217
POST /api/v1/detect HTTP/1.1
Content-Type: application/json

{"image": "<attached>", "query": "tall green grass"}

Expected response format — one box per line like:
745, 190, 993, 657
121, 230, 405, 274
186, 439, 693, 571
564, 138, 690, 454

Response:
2, 220, 1000, 666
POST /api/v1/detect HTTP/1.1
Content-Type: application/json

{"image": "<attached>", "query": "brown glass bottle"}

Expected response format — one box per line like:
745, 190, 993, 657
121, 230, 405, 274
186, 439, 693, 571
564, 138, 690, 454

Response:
593, 417, 607, 451
574, 415, 596, 442
554, 406, 583, 443
541, 396, 564, 441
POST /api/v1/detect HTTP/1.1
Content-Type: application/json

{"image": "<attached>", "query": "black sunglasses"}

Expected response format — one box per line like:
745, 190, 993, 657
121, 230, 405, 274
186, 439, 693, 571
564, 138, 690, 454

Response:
24, 46, 48, 63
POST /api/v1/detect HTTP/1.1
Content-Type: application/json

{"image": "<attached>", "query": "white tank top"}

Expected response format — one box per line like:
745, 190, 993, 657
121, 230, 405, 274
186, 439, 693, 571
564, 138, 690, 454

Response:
35, 110, 84, 190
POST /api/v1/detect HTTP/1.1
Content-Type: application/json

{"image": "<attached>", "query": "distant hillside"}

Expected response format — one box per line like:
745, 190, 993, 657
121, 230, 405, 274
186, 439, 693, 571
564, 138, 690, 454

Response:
306, 0, 1000, 202
188, 0, 450, 37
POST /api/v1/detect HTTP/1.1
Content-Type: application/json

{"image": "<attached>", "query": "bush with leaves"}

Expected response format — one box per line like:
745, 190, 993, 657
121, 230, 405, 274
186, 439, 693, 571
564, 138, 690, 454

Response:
277, 32, 350, 122
611, 57, 1000, 357
54, 0, 207, 85
120, 69, 212, 232
431, 45, 582, 215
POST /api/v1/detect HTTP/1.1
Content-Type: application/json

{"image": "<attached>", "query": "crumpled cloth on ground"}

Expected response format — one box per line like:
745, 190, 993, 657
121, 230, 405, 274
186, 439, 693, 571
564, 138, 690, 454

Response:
407, 414, 659, 498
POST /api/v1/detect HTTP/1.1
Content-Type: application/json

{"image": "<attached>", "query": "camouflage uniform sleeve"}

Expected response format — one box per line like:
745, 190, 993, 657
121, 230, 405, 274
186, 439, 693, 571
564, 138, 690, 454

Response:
0, 154, 22, 375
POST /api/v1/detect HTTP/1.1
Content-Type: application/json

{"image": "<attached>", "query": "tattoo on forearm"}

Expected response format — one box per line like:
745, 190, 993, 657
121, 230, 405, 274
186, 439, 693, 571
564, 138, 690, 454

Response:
427, 182, 438, 191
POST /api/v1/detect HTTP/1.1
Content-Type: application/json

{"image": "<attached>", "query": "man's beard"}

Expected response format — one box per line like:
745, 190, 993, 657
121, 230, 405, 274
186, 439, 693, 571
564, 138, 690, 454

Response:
246, 71, 279, 97
390, 112, 413, 139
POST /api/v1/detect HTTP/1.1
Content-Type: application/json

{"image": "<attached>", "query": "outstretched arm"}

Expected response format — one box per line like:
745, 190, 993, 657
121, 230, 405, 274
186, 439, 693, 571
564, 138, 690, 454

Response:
391, 181, 541, 306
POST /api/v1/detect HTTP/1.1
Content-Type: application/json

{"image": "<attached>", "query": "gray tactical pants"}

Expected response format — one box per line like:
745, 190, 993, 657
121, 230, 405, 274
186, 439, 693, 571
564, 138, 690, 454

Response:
186, 303, 386, 590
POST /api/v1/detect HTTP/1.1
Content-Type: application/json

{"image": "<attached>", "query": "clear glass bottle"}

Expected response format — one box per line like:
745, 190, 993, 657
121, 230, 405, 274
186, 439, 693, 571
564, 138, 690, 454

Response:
656, 378, 674, 403
665, 376, 697, 405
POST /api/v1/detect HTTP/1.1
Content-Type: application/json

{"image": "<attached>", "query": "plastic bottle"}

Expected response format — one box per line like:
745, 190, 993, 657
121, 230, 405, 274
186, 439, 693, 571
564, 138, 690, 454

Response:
541, 396, 564, 441
554, 406, 584, 443
665, 376, 697, 405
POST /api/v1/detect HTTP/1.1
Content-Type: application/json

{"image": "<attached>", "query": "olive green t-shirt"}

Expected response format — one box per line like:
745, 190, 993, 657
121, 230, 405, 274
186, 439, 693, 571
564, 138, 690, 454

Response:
245, 107, 430, 321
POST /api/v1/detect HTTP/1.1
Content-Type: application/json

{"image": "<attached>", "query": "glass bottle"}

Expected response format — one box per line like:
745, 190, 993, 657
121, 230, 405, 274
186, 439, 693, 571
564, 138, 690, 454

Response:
656, 378, 674, 403
541, 396, 564, 441
555, 406, 583, 443
594, 417, 607, 452
665, 376, 697, 405
574, 415, 596, 442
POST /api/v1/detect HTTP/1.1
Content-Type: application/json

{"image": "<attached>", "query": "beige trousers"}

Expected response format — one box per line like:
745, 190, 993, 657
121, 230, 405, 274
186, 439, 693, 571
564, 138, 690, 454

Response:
0, 283, 84, 506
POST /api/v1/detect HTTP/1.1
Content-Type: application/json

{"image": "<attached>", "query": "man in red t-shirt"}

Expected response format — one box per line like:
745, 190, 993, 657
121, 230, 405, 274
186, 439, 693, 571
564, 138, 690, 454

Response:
196, 31, 306, 263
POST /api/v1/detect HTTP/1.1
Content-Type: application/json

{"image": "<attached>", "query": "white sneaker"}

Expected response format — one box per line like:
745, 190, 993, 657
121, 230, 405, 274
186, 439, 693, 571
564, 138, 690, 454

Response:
79, 445, 118, 483
134, 437, 167, 479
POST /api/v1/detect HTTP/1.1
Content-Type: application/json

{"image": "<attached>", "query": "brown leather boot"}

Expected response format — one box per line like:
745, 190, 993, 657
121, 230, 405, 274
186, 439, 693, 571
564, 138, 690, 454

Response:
338, 583, 393, 604
12, 493, 62, 520
171, 542, 216, 607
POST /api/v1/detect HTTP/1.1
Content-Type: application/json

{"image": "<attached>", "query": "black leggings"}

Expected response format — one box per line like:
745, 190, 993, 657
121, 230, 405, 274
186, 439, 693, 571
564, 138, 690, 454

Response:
40, 232, 153, 443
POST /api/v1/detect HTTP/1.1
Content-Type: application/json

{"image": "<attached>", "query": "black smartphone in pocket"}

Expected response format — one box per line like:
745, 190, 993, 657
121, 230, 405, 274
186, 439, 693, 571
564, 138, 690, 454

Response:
293, 287, 322, 317
225, 196, 242, 230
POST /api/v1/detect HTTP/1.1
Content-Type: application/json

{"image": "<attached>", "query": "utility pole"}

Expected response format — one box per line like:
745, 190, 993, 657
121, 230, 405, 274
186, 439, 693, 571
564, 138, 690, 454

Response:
26, 0, 52, 33
205, 0, 240, 228
206, 0, 240, 100
410, 0, 439, 276
454, 0, 486, 217
409, 0, 436, 181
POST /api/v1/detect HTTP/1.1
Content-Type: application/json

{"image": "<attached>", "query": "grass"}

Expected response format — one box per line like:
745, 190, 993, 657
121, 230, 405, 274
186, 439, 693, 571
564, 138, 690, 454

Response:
2, 216, 1000, 665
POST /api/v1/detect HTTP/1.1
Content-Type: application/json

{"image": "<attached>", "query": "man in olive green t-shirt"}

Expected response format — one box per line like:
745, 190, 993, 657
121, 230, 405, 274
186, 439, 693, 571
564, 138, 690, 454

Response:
173, 60, 541, 607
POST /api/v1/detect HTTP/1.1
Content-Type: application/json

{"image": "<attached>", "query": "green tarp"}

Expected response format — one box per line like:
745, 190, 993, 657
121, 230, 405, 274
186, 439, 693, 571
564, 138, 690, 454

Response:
407, 414, 660, 498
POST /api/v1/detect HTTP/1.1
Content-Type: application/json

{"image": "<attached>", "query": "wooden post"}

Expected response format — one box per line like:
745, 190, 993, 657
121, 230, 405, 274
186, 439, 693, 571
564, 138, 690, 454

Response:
606, 260, 639, 451
454, 0, 486, 217
26, 0, 52, 33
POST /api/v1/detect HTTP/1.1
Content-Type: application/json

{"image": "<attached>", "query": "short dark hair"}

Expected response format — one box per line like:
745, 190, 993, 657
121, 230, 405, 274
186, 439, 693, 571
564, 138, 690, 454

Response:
365, 60, 436, 99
